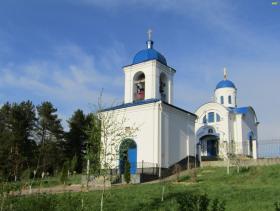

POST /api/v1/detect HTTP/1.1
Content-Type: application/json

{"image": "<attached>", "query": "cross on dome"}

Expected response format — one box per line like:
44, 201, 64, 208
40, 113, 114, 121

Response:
146, 29, 154, 49
223, 67, 227, 80
147, 29, 152, 41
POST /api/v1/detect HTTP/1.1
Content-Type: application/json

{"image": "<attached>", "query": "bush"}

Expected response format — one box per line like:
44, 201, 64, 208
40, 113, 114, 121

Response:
124, 159, 131, 184
7, 194, 57, 211
212, 198, 226, 211
174, 191, 225, 211
60, 162, 68, 185
178, 175, 191, 182
275, 202, 280, 211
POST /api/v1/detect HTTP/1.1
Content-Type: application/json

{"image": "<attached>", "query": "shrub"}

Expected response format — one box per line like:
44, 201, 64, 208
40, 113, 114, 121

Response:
60, 162, 68, 185
173, 164, 182, 182
275, 201, 280, 211
178, 175, 191, 182
7, 194, 57, 211
212, 198, 226, 211
174, 191, 225, 211
124, 159, 131, 184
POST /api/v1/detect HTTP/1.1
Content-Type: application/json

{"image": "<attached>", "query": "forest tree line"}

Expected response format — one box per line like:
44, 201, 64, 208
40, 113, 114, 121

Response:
0, 100, 100, 181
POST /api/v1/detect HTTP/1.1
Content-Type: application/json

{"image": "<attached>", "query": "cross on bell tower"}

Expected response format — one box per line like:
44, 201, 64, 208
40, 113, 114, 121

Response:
146, 29, 154, 49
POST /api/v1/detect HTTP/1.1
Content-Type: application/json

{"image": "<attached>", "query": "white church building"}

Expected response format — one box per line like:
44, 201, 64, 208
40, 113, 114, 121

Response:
101, 32, 259, 180
195, 70, 259, 160
101, 33, 197, 178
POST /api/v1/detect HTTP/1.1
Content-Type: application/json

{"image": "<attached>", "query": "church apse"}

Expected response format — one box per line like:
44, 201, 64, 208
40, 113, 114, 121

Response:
133, 71, 145, 102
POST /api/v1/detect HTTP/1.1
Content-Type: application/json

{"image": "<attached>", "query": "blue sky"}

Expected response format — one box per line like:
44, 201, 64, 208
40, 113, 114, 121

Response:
0, 0, 279, 139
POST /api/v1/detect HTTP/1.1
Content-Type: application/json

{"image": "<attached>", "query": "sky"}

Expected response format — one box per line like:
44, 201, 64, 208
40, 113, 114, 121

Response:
0, 0, 279, 139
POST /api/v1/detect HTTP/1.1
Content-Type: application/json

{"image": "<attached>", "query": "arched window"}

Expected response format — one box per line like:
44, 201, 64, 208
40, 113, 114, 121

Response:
216, 113, 221, 122
208, 129, 213, 134
220, 96, 224, 104
208, 112, 215, 123
159, 73, 168, 102
228, 95, 232, 104
133, 72, 145, 102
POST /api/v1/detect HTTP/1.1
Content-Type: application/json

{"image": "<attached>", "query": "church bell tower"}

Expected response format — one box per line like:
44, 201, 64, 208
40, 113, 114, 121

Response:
123, 30, 176, 104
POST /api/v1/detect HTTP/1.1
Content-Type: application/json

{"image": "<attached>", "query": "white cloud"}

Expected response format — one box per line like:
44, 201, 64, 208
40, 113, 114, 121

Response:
0, 43, 127, 128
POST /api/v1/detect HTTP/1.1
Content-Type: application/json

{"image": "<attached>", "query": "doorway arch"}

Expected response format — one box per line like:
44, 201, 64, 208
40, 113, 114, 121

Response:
200, 135, 219, 157
119, 139, 137, 174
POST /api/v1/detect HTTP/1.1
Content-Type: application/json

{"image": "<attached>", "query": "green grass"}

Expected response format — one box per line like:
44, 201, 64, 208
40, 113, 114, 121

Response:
3, 174, 82, 191
190, 165, 280, 210
2, 165, 280, 210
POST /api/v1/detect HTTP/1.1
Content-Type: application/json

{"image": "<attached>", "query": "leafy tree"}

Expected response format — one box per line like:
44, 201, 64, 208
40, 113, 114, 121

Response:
60, 162, 68, 185
90, 94, 138, 211
70, 154, 78, 174
85, 113, 101, 179
0, 101, 37, 181
65, 109, 90, 173
36, 102, 65, 175
124, 158, 131, 184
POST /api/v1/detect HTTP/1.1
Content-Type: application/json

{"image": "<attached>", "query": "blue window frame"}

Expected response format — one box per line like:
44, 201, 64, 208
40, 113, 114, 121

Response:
228, 95, 232, 104
220, 96, 224, 104
208, 112, 214, 123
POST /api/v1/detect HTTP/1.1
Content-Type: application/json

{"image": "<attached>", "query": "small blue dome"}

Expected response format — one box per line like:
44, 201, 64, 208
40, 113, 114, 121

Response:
216, 80, 236, 89
133, 48, 167, 65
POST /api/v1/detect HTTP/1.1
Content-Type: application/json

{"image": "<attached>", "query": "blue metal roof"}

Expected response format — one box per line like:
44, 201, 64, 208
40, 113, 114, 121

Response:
101, 98, 160, 112
133, 48, 167, 65
101, 98, 197, 117
231, 107, 249, 114
216, 80, 236, 89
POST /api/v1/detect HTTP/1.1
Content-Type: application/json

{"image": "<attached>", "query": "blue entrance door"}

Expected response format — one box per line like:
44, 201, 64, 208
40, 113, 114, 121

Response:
128, 147, 137, 174
207, 140, 217, 156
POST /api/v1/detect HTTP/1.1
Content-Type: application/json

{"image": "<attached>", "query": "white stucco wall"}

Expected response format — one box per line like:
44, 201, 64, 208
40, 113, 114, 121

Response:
214, 87, 237, 107
195, 102, 258, 157
101, 101, 196, 170
161, 104, 196, 168
195, 102, 230, 143
101, 101, 161, 169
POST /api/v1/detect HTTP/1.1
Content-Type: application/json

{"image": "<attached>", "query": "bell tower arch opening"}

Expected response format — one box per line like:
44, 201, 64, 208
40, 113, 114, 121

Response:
159, 72, 168, 102
133, 71, 145, 102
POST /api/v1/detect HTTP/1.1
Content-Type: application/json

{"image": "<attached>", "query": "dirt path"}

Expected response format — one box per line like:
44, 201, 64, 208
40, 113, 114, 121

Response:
10, 184, 107, 196
10, 169, 196, 196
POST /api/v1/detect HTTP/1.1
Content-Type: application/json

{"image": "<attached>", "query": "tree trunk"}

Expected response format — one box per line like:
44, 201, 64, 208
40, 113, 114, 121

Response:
161, 185, 165, 202
227, 159, 230, 175
100, 176, 106, 211
86, 159, 90, 189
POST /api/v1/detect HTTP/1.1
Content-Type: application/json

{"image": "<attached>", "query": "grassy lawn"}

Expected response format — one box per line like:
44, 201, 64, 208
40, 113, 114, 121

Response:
2, 165, 280, 210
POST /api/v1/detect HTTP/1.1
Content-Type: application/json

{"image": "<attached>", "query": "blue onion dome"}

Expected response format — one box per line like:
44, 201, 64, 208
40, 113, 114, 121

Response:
132, 39, 167, 65
216, 80, 236, 89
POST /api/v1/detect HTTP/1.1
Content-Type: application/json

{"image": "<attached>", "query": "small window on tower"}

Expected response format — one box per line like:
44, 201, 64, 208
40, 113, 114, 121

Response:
208, 112, 214, 123
228, 96, 232, 104
220, 96, 224, 104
